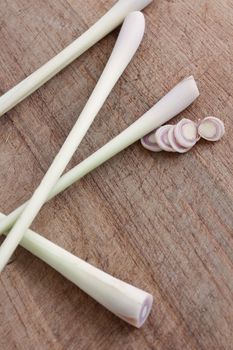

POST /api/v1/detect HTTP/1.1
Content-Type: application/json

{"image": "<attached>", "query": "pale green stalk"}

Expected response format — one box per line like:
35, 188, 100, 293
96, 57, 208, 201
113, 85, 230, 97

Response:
0, 0, 152, 117
0, 76, 199, 326
0, 76, 199, 265
0, 211, 152, 328
0, 12, 145, 272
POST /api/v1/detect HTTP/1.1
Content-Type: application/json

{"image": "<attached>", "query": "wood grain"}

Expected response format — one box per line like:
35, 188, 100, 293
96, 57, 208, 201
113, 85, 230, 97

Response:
0, 0, 232, 349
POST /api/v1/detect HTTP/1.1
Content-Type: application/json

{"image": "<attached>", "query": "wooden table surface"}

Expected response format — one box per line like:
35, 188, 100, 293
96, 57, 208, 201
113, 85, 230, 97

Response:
0, 0, 232, 349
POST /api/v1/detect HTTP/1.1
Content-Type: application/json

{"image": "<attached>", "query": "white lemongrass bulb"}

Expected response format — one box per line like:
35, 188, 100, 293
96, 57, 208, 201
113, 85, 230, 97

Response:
0, 12, 145, 272
0, 76, 199, 236
0, 211, 153, 328
0, 0, 152, 117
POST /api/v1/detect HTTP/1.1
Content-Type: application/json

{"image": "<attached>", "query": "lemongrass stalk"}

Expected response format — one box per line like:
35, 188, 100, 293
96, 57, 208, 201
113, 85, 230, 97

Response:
0, 77, 199, 236
0, 212, 152, 328
0, 0, 152, 117
0, 76, 199, 322
0, 12, 145, 272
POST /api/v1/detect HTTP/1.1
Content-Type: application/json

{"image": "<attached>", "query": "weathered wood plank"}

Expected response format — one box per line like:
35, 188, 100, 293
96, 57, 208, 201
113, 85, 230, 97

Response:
0, 0, 232, 349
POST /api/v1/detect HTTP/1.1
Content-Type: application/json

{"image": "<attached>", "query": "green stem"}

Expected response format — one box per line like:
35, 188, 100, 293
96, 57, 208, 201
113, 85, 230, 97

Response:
0, 76, 199, 238
0, 12, 145, 272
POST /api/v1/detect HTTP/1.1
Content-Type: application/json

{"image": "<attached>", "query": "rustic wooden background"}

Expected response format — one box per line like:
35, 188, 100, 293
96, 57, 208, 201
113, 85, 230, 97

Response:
0, 0, 232, 349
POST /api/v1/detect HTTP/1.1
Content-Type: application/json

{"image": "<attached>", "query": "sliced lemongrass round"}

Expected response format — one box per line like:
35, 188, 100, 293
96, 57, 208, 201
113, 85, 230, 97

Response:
141, 132, 162, 152
167, 126, 192, 153
197, 116, 225, 141
147, 132, 156, 143
174, 118, 199, 148
155, 125, 175, 152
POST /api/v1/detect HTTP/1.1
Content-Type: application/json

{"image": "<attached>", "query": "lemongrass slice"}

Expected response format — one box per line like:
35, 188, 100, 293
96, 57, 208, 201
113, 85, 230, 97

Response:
0, 212, 152, 328
198, 116, 225, 141
155, 125, 175, 152
141, 132, 162, 152
0, 12, 146, 272
168, 125, 192, 153
0, 0, 152, 117
174, 118, 199, 148
0, 76, 199, 237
